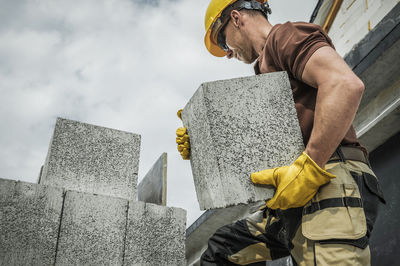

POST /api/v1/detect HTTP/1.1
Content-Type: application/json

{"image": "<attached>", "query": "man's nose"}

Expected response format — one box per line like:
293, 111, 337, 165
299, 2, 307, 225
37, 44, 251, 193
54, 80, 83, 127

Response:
226, 49, 233, 59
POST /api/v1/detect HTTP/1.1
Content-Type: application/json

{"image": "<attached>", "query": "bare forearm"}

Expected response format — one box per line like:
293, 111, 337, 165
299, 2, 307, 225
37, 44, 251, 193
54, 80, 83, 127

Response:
305, 79, 364, 168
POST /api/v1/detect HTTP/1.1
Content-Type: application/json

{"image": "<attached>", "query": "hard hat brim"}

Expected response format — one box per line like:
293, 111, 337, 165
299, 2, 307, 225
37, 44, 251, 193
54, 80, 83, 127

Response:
204, 29, 226, 57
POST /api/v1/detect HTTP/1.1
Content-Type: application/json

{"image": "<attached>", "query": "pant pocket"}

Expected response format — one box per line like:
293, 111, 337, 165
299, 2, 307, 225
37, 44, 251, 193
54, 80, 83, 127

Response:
301, 164, 367, 241
350, 171, 385, 236
313, 241, 371, 266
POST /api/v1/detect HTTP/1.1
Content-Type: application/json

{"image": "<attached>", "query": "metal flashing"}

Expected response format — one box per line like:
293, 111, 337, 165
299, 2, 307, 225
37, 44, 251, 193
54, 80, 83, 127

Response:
344, 2, 400, 72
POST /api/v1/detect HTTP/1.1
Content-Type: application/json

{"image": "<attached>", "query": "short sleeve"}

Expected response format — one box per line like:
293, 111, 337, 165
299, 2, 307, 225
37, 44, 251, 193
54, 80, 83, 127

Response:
267, 22, 335, 80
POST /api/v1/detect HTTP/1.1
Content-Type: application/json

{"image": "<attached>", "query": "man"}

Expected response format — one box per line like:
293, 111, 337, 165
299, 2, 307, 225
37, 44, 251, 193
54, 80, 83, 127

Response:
176, 0, 385, 265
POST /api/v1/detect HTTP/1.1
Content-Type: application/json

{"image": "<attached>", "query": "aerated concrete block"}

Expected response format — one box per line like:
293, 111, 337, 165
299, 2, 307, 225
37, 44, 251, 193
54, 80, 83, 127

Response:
182, 72, 304, 210
124, 201, 186, 265
0, 178, 64, 266
55, 191, 128, 265
138, 152, 167, 205
40, 117, 141, 200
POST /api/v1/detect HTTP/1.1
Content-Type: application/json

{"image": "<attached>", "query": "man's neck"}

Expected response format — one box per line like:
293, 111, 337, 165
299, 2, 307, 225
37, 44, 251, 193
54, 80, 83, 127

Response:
250, 18, 273, 56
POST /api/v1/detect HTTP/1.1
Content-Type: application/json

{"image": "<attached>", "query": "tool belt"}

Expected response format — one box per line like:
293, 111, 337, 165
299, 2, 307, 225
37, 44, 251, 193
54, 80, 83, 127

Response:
327, 146, 369, 165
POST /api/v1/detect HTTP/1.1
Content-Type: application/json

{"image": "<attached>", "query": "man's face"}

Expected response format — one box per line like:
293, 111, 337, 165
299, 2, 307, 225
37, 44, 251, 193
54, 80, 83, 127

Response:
222, 19, 258, 64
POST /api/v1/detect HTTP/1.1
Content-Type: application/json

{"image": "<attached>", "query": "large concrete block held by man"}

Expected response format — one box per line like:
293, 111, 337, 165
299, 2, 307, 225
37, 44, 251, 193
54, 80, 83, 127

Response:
55, 191, 128, 265
0, 178, 64, 266
40, 117, 141, 200
138, 152, 167, 205
182, 72, 304, 210
124, 201, 186, 265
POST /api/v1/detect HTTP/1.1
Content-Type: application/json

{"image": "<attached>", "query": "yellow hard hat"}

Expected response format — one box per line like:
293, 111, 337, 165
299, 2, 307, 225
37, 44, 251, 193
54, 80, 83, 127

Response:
204, 0, 269, 57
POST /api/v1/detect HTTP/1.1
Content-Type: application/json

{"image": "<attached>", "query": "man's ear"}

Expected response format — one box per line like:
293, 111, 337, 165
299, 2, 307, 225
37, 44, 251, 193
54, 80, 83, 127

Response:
230, 10, 241, 28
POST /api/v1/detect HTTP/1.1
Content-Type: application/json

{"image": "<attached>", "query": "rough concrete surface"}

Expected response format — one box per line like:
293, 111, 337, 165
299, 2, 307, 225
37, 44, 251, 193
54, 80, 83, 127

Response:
182, 72, 304, 210
55, 190, 128, 265
138, 152, 167, 205
124, 201, 186, 265
0, 178, 64, 266
40, 117, 141, 200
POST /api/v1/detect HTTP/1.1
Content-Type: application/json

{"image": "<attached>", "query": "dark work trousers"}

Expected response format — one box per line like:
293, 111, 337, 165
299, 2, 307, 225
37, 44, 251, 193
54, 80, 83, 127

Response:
200, 160, 385, 266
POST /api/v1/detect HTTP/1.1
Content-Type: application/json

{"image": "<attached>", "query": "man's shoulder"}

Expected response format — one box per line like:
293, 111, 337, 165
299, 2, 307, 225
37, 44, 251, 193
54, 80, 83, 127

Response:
272, 21, 324, 35
260, 21, 334, 78
267, 21, 329, 48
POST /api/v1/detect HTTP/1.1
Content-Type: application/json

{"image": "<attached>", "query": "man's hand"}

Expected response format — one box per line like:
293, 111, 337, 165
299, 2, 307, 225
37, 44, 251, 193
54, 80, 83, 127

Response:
176, 109, 190, 160
250, 152, 336, 210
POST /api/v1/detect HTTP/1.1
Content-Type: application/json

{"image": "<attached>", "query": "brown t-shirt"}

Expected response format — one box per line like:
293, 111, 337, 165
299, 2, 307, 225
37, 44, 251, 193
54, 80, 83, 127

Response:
254, 21, 362, 149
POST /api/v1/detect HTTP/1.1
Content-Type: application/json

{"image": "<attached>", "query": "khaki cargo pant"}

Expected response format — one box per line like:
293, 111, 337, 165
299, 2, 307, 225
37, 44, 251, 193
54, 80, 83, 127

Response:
201, 160, 385, 266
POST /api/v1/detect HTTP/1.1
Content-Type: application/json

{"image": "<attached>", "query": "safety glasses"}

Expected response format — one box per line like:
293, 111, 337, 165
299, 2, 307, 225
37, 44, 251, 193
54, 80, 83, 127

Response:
211, 15, 231, 52
217, 23, 230, 52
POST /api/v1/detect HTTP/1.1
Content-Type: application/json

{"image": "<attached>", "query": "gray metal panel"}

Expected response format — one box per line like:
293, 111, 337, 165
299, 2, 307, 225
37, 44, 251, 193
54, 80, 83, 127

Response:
349, 3, 400, 152
344, 2, 400, 73
368, 133, 400, 265
0, 179, 64, 266
344, 2, 400, 111
137, 152, 167, 205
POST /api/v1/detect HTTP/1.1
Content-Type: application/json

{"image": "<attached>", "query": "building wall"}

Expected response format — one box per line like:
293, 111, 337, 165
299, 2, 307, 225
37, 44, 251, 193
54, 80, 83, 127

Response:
368, 133, 400, 265
326, 0, 399, 56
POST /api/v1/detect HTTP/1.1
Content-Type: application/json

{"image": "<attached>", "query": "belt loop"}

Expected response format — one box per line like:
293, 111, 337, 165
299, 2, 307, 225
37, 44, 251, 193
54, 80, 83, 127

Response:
358, 197, 363, 208
336, 145, 346, 163
315, 201, 321, 212
364, 150, 373, 169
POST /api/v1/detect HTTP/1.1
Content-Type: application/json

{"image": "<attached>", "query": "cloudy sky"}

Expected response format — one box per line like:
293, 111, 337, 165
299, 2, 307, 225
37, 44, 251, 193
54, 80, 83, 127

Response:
0, 0, 318, 226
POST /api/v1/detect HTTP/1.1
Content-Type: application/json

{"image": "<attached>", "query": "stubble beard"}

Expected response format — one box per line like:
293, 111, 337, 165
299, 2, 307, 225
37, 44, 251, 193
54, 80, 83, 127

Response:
241, 49, 258, 64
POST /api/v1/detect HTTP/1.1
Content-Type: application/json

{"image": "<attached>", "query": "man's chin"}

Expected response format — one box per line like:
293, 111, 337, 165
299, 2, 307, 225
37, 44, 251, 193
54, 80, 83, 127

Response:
237, 54, 257, 64
241, 57, 257, 64
234, 52, 257, 64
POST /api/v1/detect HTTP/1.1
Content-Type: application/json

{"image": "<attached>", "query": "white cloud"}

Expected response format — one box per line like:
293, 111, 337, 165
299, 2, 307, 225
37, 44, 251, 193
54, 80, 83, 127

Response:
0, 0, 317, 226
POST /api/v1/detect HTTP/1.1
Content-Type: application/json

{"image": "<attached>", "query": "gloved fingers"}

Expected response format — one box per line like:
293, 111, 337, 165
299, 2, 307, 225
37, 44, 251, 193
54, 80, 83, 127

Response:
250, 168, 278, 186
177, 144, 184, 152
182, 135, 189, 142
177, 142, 190, 150
177, 143, 191, 159
181, 148, 190, 160
177, 109, 183, 120
176, 135, 189, 144
176, 127, 187, 137
176, 125, 190, 160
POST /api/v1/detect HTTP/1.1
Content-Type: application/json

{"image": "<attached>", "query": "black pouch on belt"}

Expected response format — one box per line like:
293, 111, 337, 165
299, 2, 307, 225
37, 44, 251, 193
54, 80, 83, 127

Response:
350, 171, 386, 237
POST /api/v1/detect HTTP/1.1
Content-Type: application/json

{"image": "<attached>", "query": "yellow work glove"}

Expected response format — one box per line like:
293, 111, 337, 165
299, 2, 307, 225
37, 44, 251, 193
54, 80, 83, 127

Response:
176, 109, 190, 160
250, 152, 336, 210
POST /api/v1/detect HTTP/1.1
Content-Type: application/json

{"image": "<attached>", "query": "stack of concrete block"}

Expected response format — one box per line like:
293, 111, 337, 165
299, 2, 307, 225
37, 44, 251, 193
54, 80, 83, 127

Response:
0, 118, 186, 265
181, 72, 304, 210
55, 191, 128, 265
0, 179, 63, 265
39, 118, 141, 200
